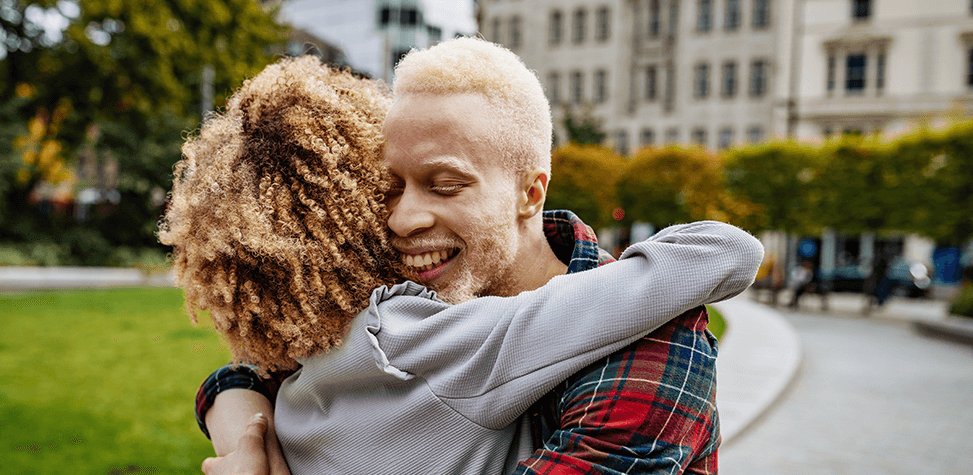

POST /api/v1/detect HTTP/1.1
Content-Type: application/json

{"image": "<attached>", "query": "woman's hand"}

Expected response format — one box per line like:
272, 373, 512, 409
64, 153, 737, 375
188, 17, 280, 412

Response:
201, 413, 289, 475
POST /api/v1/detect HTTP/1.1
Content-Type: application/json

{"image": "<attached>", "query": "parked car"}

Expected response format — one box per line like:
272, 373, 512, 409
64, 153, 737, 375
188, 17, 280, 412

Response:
825, 258, 931, 298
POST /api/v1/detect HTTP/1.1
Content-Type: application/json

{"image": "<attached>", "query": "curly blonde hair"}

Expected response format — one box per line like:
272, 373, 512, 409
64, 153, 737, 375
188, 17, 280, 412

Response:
159, 56, 404, 373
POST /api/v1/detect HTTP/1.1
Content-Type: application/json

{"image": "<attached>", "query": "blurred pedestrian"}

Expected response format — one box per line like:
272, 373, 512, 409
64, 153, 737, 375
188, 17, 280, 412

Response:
787, 260, 815, 309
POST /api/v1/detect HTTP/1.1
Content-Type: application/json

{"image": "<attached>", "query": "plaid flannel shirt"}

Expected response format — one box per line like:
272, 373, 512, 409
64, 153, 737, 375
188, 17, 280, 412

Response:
195, 210, 720, 474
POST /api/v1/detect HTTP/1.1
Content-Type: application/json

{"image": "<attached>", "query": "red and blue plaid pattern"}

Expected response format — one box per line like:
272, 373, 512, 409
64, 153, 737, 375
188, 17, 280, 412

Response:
195, 210, 719, 473
526, 210, 719, 475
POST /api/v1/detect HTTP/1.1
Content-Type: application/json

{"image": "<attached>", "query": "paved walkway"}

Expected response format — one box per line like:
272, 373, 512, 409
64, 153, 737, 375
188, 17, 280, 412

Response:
0, 266, 174, 290
712, 296, 801, 444
720, 301, 973, 474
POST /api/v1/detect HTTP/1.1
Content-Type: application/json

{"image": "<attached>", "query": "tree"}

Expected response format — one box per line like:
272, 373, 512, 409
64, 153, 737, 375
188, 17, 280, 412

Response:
546, 144, 624, 229
561, 106, 606, 145
917, 121, 973, 245
723, 140, 822, 234
813, 136, 892, 234
618, 146, 746, 228
0, 0, 287, 260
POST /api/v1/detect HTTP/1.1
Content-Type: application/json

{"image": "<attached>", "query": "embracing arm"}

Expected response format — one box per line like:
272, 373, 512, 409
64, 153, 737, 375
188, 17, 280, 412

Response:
371, 220, 763, 428
196, 365, 292, 473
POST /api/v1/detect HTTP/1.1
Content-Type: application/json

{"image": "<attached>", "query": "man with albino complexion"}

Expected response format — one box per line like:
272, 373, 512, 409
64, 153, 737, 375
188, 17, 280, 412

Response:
198, 38, 745, 474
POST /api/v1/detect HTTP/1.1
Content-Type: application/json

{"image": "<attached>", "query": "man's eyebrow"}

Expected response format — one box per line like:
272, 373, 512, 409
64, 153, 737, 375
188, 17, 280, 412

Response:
416, 156, 478, 177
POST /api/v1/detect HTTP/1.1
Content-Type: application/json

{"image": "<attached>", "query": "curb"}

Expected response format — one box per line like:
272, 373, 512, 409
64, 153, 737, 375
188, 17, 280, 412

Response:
913, 317, 973, 346
0, 266, 175, 291
712, 296, 802, 446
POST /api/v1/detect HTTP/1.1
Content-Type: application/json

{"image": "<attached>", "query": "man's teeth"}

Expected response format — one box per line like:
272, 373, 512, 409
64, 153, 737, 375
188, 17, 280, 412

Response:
404, 250, 450, 271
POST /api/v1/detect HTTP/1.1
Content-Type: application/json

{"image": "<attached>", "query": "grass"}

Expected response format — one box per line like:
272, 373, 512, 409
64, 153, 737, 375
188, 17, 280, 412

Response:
0, 288, 230, 474
0, 288, 731, 473
706, 305, 726, 340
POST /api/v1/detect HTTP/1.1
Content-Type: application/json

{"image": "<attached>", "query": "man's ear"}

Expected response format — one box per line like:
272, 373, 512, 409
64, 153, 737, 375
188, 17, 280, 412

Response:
518, 169, 550, 219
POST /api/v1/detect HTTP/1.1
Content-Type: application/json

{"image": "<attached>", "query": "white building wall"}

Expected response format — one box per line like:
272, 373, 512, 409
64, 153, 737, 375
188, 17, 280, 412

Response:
794, 0, 973, 140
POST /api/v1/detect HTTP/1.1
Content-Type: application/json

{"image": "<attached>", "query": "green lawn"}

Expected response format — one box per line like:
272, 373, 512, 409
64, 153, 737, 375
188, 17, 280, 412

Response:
0, 288, 230, 474
0, 288, 730, 474
706, 305, 726, 340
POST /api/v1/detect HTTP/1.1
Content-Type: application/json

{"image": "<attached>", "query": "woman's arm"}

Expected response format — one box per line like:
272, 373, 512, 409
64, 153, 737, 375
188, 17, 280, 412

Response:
206, 390, 290, 474
369, 221, 763, 428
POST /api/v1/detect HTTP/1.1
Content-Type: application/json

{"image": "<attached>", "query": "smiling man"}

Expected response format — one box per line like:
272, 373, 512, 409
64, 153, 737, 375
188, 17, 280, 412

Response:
197, 38, 740, 474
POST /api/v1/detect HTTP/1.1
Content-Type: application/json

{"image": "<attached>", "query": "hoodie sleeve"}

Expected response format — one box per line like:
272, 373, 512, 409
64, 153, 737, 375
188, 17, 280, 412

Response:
366, 220, 763, 430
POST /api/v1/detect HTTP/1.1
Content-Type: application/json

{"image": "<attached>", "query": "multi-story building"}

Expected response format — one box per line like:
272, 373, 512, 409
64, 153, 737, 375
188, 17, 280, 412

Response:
794, 0, 973, 139
481, 0, 792, 153
279, 0, 477, 81
480, 0, 973, 285
480, 0, 973, 151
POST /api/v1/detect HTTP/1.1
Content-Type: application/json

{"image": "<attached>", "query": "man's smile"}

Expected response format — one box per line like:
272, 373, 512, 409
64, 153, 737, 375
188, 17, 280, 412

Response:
400, 248, 460, 279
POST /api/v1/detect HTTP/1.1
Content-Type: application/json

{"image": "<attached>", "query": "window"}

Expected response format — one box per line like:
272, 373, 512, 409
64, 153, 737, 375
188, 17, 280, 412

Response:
509, 16, 522, 48
379, 7, 393, 26
753, 0, 770, 28
427, 26, 442, 42
491, 17, 501, 42
596, 7, 611, 41
572, 8, 587, 44
968, 48, 973, 88
665, 127, 680, 144
694, 63, 710, 99
594, 69, 608, 103
649, 0, 661, 37
640, 128, 656, 146
664, 63, 676, 110
697, 0, 713, 32
852, 0, 871, 20
691, 128, 707, 147
570, 71, 584, 104
615, 130, 630, 155
721, 61, 737, 97
747, 126, 765, 143
645, 65, 658, 100
876, 51, 886, 93
827, 54, 836, 92
402, 8, 419, 26
724, 0, 740, 30
549, 11, 563, 45
718, 127, 734, 149
749, 60, 768, 97
668, 0, 679, 38
845, 53, 867, 92
548, 71, 561, 104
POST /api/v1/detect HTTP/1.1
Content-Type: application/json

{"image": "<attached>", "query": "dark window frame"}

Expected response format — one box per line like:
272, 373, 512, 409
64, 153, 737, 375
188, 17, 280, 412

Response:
724, 0, 741, 31
845, 53, 867, 92
697, 0, 713, 32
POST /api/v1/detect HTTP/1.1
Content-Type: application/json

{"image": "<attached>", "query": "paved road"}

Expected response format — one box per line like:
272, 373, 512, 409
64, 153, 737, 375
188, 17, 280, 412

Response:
720, 305, 973, 475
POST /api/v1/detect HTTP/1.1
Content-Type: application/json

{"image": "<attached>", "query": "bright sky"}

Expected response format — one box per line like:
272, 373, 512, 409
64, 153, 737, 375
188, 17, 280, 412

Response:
420, 0, 478, 36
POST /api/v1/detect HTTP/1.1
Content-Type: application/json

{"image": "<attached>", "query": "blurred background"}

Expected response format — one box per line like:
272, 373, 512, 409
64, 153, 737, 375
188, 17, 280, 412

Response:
1, 0, 971, 473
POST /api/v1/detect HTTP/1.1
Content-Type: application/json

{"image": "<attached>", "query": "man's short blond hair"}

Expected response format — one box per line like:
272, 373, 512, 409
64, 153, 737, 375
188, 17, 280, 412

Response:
392, 37, 552, 175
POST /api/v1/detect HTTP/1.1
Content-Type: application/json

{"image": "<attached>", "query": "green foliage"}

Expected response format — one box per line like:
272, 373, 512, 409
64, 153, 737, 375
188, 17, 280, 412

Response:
562, 107, 607, 145
547, 144, 624, 228
724, 140, 821, 234
618, 146, 745, 227
814, 136, 893, 233
921, 122, 973, 245
0, 288, 230, 473
0, 0, 286, 261
949, 284, 973, 317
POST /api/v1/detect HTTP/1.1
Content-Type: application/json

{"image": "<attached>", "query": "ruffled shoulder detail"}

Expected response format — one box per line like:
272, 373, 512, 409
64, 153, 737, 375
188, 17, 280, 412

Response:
363, 281, 441, 380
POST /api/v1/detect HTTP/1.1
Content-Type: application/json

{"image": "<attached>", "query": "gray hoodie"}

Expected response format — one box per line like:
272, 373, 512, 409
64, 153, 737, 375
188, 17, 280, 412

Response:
275, 221, 764, 474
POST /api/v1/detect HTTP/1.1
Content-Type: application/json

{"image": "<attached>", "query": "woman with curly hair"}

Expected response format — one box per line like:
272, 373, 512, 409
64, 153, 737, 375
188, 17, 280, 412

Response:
161, 56, 761, 474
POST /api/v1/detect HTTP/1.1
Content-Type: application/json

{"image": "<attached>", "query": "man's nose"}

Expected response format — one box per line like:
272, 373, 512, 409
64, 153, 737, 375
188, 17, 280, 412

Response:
387, 188, 435, 237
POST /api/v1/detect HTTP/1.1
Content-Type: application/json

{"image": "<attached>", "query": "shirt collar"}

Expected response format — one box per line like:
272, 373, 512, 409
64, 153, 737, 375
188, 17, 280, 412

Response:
542, 210, 616, 274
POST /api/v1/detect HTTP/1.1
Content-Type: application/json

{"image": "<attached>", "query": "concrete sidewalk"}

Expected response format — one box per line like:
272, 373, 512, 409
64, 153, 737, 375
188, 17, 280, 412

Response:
712, 295, 802, 445
0, 266, 174, 291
